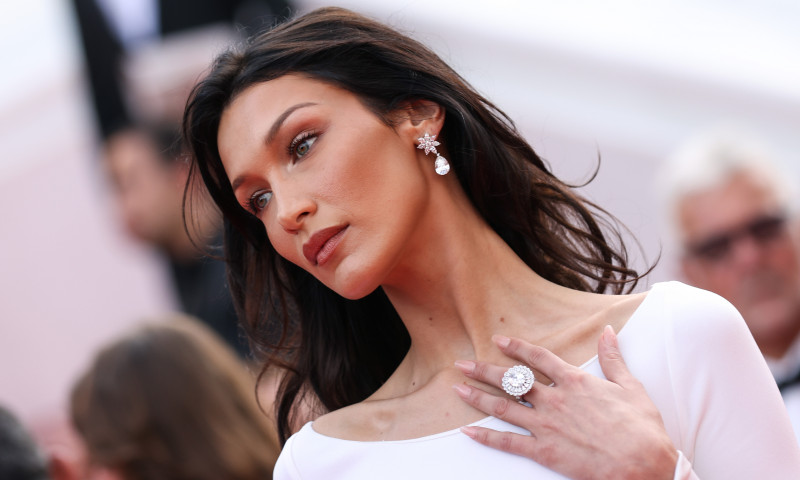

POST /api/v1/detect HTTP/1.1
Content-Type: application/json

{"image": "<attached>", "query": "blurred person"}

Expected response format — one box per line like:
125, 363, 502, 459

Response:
0, 405, 51, 480
103, 122, 248, 356
71, 0, 293, 138
69, 0, 291, 357
660, 127, 800, 438
70, 315, 280, 480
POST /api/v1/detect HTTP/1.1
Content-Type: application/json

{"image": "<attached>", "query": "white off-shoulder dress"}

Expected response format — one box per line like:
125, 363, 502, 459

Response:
274, 282, 800, 479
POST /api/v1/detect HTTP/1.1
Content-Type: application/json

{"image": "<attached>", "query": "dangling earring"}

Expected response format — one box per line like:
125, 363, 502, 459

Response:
417, 133, 450, 175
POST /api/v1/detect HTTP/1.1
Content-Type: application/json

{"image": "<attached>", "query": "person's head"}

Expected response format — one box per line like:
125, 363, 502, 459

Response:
70, 316, 279, 480
661, 127, 800, 358
103, 124, 189, 251
182, 7, 641, 441
0, 405, 50, 480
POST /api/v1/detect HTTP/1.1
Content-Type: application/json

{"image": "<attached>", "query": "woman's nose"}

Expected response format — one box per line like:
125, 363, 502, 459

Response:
275, 189, 316, 233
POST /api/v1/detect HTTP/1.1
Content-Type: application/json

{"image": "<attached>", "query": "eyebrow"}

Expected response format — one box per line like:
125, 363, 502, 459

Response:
266, 101, 318, 145
231, 102, 318, 192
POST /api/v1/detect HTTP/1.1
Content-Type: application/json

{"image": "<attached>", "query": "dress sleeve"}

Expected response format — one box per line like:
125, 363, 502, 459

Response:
273, 432, 302, 480
665, 285, 800, 479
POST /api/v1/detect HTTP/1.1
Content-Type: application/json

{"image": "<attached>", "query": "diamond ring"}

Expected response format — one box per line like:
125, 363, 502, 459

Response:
501, 365, 535, 400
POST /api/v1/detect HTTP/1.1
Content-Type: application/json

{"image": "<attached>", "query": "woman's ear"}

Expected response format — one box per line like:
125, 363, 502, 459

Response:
393, 99, 445, 140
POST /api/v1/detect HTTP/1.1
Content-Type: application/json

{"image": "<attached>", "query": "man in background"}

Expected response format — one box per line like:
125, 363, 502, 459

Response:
660, 127, 800, 440
70, 0, 293, 357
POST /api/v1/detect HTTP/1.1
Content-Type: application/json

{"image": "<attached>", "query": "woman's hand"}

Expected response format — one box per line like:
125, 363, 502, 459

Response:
453, 326, 679, 480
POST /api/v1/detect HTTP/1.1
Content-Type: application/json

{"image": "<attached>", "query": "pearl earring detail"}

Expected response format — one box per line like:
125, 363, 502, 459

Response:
417, 133, 450, 175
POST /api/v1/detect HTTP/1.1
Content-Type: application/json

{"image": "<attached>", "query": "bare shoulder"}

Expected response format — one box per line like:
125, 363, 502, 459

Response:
533, 286, 651, 367
603, 289, 650, 328
562, 286, 650, 333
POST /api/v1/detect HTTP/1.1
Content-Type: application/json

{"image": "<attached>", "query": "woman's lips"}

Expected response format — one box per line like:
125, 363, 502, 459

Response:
303, 225, 348, 266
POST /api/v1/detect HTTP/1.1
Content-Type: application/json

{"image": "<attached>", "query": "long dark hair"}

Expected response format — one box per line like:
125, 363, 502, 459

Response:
183, 6, 643, 443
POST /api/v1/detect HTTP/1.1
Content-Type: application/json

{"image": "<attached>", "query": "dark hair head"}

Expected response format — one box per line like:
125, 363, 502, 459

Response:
0, 405, 49, 480
182, 7, 642, 443
70, 316, 279, 480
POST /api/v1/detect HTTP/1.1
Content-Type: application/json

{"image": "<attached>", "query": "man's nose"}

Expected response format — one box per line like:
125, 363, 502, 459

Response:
729, 234, 766, 271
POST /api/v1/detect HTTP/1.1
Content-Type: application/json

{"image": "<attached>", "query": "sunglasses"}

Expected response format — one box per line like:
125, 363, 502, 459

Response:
686, 214, 788, 263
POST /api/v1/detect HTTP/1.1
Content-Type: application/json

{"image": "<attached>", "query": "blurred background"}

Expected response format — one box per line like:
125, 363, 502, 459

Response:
1, 0, 798, 463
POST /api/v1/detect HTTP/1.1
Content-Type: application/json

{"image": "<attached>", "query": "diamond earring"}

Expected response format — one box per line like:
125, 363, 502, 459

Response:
416, 133, 450, 175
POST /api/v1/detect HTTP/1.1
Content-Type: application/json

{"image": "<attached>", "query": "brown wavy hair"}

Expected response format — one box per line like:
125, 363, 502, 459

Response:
71, 316, 280, 479
182, 7, 645, 443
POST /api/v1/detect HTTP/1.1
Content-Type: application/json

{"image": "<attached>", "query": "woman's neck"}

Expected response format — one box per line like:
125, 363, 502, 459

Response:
379, 185, 570, 392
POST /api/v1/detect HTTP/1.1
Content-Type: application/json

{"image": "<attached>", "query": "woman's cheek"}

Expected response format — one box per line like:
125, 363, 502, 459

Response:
266, 225, 300, 266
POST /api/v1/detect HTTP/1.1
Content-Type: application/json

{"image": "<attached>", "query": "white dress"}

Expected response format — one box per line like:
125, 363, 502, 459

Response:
274, 282, 800, 479
765, 333, 800, 444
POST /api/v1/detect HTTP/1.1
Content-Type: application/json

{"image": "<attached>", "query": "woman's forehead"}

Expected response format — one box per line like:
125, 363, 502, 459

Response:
229, 75, 345, 113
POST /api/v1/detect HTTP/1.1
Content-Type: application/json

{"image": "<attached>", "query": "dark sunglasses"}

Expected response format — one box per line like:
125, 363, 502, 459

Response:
686, 214, 788, 262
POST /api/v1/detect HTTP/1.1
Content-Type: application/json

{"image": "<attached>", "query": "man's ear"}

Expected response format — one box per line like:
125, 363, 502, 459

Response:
392, 99, 445, 140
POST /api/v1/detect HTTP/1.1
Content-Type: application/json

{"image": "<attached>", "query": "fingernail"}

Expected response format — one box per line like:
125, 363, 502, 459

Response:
454, 360, 475, 374
452, 383, 471, 398
493, 335, 511, 348
460, 426, 477, 438
603, 325, 616, 347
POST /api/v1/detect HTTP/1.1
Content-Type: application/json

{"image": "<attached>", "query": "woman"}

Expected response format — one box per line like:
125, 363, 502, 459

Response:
182, 7, 800, 479
71, 316, 280, 480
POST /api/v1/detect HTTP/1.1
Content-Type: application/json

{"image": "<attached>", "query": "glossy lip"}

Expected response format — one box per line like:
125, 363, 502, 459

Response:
303, 225, 348, 266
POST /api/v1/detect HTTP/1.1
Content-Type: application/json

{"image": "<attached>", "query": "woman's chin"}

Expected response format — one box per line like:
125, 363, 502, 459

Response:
324, 272, 380, 301
333, 283, 378, 301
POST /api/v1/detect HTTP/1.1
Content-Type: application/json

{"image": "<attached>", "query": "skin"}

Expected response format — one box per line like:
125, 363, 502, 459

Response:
105, 128, 216, 261
218, 74, 677, 479
679, 171, 800, 359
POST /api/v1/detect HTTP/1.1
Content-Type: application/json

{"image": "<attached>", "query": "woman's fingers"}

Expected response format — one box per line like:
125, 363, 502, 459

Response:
597, 325, 640, 390
492, 335, 576, 385
454, 335, 576, 392
454, 359, 508, 387
455, 331, 640, 395
460, 425, 537, 460
456, 331, 639, 392
452, 383, 540, 426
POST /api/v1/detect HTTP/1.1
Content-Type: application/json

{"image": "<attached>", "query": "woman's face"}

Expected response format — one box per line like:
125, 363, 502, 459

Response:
217, 75, 435, 299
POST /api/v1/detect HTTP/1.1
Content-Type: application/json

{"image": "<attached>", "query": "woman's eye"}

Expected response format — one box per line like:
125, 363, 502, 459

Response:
292, 135, 317, 159
249, 191, 272, 212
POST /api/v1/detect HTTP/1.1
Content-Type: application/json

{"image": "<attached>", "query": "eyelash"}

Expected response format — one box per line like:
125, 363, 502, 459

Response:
242, 191, 272, 215
288, 130, 318, 159
241, 130, 319, 215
